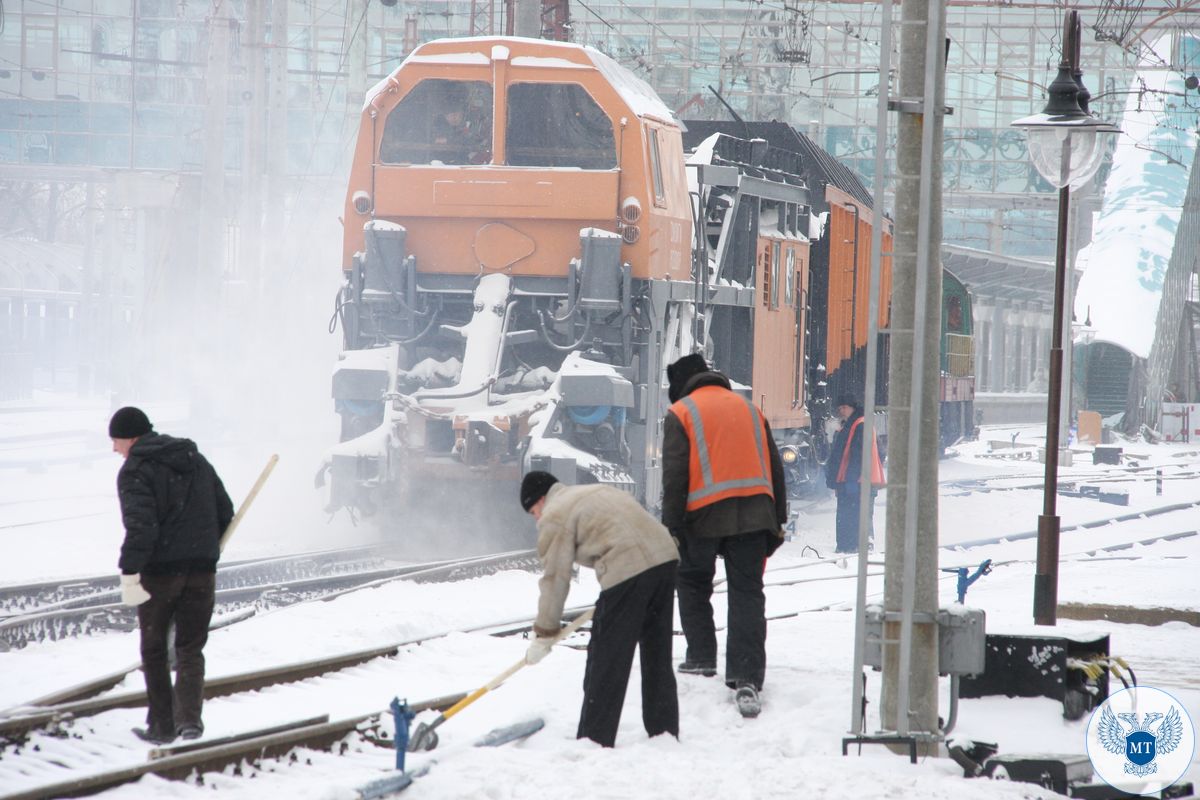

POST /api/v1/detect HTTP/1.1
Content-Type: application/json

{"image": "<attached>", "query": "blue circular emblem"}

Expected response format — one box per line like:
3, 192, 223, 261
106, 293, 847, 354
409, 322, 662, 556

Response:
1086, 686, 1196, 796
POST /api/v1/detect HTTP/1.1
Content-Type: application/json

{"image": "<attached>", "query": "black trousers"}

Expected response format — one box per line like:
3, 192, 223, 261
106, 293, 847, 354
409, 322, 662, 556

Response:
676, 531, 769, 691
835, 484, 875, 553
137, 572, 216, 735
577, 560, 679, 748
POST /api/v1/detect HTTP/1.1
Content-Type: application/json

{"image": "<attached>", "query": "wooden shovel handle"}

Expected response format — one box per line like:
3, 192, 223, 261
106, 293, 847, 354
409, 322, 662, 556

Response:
219, 454, 279, 553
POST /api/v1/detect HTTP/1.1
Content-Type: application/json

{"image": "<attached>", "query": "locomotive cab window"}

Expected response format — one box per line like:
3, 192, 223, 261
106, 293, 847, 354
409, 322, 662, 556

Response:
505, 83, 616, 169
379, 79, 493, 165
649, 129, 665, 204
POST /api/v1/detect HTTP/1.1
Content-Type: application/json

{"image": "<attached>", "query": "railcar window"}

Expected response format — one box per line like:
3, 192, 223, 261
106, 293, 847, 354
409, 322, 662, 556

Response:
946, 294, 965, 333
785, 247, 796, 305
505, 83, 616, 169
649, 130, 665, 203
771, 241, 782, 309
379, 79, 493, 166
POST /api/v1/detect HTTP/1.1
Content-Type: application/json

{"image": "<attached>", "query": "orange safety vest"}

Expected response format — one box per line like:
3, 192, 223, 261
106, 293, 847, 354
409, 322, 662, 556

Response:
669, 386, 774, 512
835, 417, 885, 486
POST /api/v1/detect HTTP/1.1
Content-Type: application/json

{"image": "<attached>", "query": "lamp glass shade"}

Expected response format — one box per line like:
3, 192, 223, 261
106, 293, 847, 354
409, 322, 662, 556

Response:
1024, 126, 1106, 188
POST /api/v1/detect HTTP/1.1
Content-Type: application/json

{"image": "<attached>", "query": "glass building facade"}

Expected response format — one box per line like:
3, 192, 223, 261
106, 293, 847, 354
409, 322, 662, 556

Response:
1, 0, 1197, 259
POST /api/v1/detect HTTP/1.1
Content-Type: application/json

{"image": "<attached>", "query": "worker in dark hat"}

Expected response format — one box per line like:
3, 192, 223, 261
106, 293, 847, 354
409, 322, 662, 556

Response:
109, 406, 234, 745
519, 470, 679, 747
826, 394, 884, 553
662, 353, 788, 719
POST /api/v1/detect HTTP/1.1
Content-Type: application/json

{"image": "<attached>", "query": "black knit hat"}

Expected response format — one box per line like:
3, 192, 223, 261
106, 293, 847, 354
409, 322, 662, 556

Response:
108, 406, 152, 439
520, 471, 559, 512
835, 393, 861, 411
667, 353, 709, 403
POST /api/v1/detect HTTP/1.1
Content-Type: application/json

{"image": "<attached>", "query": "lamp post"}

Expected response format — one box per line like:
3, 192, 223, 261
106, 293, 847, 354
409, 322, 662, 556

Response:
1012, 9, 1118, 626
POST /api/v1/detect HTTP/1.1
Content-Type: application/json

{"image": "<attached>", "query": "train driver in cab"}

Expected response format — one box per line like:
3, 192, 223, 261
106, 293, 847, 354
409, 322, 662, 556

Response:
430, 85, 488, 164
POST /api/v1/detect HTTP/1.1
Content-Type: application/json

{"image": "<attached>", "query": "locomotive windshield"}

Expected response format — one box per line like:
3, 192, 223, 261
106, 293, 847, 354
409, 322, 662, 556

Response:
380, 79, 493, 165
505, 83, 616, 169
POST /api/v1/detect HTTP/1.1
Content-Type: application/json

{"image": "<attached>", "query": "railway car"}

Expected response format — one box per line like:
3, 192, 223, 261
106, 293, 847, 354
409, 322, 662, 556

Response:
940, 268, 976, 448
683, 121, 977, 457
321, 37, 969, 547
321, 37, 823, 546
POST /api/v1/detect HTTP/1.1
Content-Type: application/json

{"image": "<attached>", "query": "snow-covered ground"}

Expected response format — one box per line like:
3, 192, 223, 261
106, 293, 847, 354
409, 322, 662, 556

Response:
1, 396, 1198, 799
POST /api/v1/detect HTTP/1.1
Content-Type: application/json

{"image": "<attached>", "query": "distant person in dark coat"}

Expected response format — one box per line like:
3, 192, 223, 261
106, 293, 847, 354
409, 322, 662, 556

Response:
661, 354, 788, 719
110, 407, 233, 745
826, 394, 884, 554
520, 471, 679, 748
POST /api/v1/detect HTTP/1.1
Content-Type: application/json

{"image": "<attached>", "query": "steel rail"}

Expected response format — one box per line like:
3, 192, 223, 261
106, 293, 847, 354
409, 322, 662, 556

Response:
0, 549, 538, 650
0, 597, 583, 742
0, 694, 465, 800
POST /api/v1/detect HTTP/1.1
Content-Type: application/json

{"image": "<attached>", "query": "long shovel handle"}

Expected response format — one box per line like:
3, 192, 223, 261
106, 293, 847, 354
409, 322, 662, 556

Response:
437, 606, 597, 723
219, 454, 279, 553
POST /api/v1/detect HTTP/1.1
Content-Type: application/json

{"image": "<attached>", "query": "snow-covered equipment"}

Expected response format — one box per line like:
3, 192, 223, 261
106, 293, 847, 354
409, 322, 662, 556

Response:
959, 630, 1110, 721
324, 37, 979, 546
406, 607, 594, 752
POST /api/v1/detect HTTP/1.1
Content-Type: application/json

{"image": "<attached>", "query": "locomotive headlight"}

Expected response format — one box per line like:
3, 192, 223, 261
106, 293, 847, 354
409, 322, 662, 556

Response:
780, 445, 799, 464
621, 224, 640, 244
352, 190, 373, 215
620, 196, 642, 223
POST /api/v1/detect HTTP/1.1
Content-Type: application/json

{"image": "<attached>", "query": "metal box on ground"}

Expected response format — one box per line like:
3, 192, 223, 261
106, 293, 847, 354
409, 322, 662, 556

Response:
863, 606, 986, 675
1093, 445, 1123, 465
1069, 780, 1196, 798
959, 631, 1109, 720
983, 753, 1092, 796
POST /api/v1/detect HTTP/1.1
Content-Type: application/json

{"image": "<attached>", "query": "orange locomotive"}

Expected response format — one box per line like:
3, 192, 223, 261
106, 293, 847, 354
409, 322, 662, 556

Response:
322, 37, 869, 546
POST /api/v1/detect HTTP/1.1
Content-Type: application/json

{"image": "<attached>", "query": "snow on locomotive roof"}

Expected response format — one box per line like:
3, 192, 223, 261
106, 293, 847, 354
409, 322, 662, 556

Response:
363, 37, 676, 124
510, 56, 590, 70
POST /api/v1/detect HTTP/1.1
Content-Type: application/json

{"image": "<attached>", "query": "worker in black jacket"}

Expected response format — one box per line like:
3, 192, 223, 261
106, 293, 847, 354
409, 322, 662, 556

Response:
661, 354, 788, 718
110, 407, 234, 745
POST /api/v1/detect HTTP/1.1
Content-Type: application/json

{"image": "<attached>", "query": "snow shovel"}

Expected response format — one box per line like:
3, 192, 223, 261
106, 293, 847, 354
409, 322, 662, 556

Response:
407, 606, 595, 752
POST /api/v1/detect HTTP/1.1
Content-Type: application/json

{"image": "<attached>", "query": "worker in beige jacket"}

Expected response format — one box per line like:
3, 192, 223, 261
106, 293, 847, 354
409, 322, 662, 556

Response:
520, 471, 680, 747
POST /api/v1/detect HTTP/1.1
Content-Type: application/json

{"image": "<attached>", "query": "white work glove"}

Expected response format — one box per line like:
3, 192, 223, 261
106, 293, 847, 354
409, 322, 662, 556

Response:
120, 574, 151, 607
525, 636, 554, 665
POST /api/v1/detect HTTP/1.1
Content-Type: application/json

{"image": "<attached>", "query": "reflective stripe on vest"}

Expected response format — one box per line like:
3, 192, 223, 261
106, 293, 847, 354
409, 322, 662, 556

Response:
674, 387, 773, 511
835, 417, 885, 485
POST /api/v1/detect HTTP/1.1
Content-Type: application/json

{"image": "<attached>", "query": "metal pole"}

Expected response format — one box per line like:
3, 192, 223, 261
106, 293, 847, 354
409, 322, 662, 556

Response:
894, 0, 944, 737
1035, 182, 1069, 626
1033, 11, 1079, 628
850, 0, 893, 738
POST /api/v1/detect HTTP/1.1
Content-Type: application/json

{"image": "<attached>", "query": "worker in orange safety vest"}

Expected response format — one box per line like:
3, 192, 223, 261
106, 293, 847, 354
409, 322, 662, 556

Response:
661, 353, 788, 719
825, 393, 885, 553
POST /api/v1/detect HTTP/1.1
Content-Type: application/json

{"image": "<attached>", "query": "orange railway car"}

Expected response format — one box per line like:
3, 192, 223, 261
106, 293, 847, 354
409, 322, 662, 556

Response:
323, 37, 914, 546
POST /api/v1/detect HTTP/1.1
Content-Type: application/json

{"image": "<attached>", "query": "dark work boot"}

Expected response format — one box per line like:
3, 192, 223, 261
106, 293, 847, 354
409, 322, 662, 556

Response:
133, 726, 177, 745
677, 660, 717, 677
178, 724, 204, 741
734, 681, 761, 718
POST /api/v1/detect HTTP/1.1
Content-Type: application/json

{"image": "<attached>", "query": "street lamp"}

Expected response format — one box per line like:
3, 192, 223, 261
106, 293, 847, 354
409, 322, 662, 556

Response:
1011, 9, 1118, 626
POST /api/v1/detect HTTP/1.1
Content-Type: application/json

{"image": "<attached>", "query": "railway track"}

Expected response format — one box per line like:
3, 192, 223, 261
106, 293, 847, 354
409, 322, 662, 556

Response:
1, 523, 1193, 799
0, 598, 587, 800
0, 546, 539, 651
941, 463, 1200, 495
0, 544, 399, 615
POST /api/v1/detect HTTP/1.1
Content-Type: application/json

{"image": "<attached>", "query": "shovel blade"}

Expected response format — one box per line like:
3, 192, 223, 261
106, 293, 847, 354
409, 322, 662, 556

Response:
407, 722, 439, 752
474, 718, 545, 747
